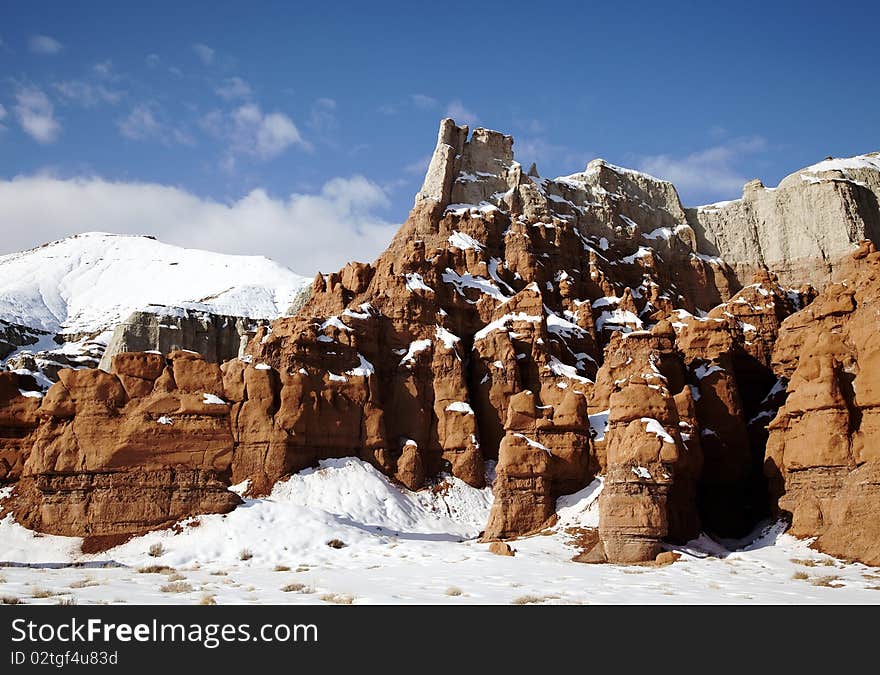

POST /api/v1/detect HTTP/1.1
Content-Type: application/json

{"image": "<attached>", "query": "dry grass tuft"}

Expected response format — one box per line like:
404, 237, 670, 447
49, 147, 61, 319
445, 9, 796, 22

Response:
160, 582, 193, 594
166, 573, 186, 582
148, 543, 165, 558
326, 539, 346, 549
56, 597, 77, 606
239, 549, 253, 561
274, 565, 291, 572
281, 583, 313, 593
791, 557, 837, 568
1, 596, 23, 605
69, 578, 100, 589
138, 565, 175, 574
792, 571, 809, 580
31, 588, 56, 599
320, 593, 354, 604
199, 594, 217, 606
445, 587, 463, 597
511, 594, 545, 605
810, 575, 844, 588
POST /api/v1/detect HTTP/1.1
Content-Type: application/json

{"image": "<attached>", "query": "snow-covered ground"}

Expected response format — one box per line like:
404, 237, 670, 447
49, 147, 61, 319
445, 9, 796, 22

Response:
1, 459, 878, 605
0, 232, 310, 334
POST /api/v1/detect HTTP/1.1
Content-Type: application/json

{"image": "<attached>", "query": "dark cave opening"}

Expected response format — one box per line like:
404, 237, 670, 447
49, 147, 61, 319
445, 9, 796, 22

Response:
694, 352, 782, 540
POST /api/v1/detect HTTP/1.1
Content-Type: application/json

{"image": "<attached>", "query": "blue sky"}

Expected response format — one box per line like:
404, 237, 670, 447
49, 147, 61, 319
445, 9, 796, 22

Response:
0, 0, 878, 272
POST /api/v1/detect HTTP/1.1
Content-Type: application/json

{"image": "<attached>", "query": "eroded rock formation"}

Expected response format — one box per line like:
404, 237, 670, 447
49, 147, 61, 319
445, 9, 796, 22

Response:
765, 242, 880, 565
98, 307, 268, 372
688, 154, 880, 286
7, 351, 240, 538
1, 120, 878, 565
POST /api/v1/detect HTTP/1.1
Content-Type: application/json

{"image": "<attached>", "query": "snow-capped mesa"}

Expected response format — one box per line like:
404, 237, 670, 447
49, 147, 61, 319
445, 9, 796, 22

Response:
0, 232, 310, 334
0, 232, 312, 383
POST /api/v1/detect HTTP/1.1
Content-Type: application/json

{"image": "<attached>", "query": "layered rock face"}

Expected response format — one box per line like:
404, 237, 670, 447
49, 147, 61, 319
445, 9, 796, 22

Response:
765, 242, 880, 565
688, 153, 880, 287
0, 372, 41, 483
0, 320, 51, 360
2, 120, 879, 565
7, 351, 240, 537
97, 307, 267, 372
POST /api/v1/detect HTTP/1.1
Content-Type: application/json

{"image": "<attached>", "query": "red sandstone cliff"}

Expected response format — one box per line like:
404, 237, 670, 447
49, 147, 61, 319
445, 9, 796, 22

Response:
1, 120, 878, 566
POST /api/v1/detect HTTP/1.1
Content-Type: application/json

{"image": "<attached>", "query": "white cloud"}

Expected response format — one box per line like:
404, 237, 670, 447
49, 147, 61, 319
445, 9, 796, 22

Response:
118, 104, 160, 140
54, 80, 124, 107
29, 35, 63, 55
118, 104, 193, 146
636, 136, 767, 202
14, 87, 61, 143
445, 100, 478, 125
307, 97, 337, 136
203, 103, 306, 160
246, 108, 302, 158
92, 61, 115, 79
0, 175, 396, 273
411, 94, 436, 109
192, 43, 215, 65
215, 76, 252, 100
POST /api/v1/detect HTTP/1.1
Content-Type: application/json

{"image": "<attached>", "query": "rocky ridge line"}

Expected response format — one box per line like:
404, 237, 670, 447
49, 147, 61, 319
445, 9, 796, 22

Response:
1, 120, 878, 566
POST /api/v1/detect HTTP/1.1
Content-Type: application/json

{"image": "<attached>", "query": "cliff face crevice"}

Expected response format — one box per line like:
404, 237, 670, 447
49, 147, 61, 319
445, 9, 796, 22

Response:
1, 121, 879, 565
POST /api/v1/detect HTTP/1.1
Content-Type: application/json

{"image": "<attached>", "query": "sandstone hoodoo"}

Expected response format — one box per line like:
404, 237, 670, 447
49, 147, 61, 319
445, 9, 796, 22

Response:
2, 119, 879, 566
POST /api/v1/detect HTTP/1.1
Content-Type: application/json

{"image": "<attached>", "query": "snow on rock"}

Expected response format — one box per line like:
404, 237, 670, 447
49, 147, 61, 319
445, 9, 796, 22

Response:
445, 401, 474, 415
404, 273, 434, 293
799, 154, 880, 177
589, 410, 610, 441
631, 466, 652, 479
473, 312, 541, 341
695, 363, 725, 379
346, 353, 375, 378
513, 433, 551, 454
0, 232, 310, 335
447, 230, 485, 251
546, 313, 588, 339
399, 339, 432, 366
441, 268, 509, 303
547, 356, 592, 383
555, 478, 603, 529
319, 316, 352, 332
641, 417, 674, 444
595, 309, 643, 332
434, 325, 460, 350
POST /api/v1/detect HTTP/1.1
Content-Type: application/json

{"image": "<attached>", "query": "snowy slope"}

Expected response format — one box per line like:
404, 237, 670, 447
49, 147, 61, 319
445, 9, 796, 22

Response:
0, 232, 311, 335
1, 460, 878, 605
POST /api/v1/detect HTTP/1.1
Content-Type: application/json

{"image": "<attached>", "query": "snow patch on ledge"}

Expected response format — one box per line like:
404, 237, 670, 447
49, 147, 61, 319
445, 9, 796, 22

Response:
641, 417, 674, 444
445, 401, 474, 415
